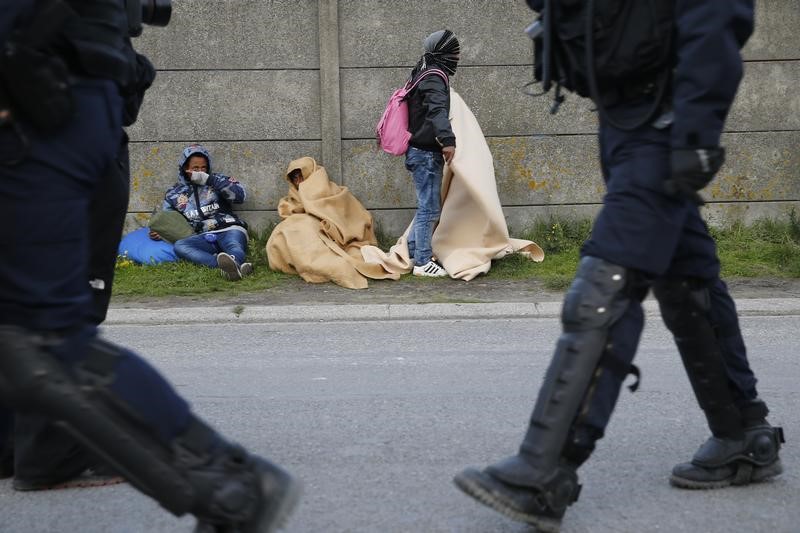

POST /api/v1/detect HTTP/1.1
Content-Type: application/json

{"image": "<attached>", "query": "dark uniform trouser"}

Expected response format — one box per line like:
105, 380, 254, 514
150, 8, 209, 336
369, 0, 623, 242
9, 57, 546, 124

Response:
0, 80, 191, 464
1, 133, 133, 483
574, 100, 758, 443
88, 136, 131, 324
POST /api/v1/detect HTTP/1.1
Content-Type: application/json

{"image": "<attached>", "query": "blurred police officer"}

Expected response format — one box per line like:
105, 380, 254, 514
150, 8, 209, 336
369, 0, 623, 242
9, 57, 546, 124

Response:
1, 39, 158, 493
454, 1, 784, 531
0, 1, 300, 530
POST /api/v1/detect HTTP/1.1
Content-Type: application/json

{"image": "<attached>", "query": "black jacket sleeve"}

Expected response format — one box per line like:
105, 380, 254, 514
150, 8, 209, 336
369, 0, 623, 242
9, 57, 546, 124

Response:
120, 39, 156, 127
671, 0, 754, 149
417, 76, 455, 148
0, 0, 35, 46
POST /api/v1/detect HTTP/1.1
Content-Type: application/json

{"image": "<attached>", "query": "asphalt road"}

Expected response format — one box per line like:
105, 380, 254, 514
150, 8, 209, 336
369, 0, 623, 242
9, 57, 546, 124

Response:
2, 313, 797, 533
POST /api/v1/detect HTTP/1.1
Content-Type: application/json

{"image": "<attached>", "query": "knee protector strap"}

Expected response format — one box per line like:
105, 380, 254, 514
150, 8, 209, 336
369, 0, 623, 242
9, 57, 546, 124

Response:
653, 279, 743, 439
510, 257, 629, 487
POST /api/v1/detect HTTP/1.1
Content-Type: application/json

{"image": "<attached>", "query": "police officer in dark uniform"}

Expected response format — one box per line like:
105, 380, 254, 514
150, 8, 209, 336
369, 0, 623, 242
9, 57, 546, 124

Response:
0, 1, 300, 530
453, 1, 784, 531
0, 33, 157, 494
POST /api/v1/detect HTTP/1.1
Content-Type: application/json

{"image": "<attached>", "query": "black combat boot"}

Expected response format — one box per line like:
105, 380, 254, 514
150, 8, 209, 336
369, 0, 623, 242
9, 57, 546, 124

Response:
191, 445, 301, 533
0, 443, 12, 479
671, 399, 785, 489
454, 455, 580, 533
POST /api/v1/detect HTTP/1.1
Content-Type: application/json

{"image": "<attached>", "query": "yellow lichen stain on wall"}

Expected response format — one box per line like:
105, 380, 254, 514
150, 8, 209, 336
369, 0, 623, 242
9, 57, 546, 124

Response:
350, 143, 377, 156
713, 172, 781, 201
133, 212, 150, 226
528, 179, 547, 190
130, 168, 154, 193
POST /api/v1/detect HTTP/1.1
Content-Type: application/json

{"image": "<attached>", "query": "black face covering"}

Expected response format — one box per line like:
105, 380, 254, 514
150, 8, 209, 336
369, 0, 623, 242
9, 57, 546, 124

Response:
421, 29, 460, 76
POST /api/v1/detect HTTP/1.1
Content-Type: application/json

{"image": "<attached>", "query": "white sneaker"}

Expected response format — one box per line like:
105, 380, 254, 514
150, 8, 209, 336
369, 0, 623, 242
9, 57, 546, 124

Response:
412, 260, 447, 277
217, 252, 242, 281
240, 262, 254, 277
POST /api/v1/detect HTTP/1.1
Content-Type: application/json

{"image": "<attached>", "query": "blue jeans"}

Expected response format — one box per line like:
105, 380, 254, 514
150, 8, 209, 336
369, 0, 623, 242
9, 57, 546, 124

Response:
174, 228, 248, 268
405, 146, 444, 266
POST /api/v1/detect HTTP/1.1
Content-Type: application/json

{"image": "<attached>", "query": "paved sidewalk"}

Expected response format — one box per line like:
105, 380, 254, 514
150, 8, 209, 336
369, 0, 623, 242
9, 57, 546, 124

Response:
106, 277, 800, 325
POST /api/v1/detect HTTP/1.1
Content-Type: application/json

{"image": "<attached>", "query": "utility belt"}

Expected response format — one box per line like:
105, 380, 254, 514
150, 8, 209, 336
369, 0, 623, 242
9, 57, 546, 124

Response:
595, 74, 665, 110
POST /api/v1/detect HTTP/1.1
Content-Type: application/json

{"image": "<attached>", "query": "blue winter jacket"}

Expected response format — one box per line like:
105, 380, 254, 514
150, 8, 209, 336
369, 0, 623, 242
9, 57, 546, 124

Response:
162, 145, 248, 234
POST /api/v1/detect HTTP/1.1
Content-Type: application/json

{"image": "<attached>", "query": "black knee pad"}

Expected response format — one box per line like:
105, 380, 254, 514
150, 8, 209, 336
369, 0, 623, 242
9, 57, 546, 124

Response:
561, 256, 629, 330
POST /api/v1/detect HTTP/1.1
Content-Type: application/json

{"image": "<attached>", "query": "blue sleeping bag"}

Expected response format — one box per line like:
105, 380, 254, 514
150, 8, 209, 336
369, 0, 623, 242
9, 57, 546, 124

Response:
118, 227, 178, 264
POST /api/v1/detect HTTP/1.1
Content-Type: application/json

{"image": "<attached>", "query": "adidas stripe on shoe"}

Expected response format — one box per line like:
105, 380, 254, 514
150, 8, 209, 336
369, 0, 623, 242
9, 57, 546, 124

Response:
412, 260, 447, 277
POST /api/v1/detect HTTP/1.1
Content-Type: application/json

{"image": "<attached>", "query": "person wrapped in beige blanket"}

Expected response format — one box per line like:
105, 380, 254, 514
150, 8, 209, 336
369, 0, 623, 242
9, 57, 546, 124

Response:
266, 157, 400, 289
361, 89, 544, 280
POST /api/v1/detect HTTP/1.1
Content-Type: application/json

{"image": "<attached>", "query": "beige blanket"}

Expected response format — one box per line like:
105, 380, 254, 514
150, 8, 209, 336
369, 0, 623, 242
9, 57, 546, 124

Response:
361, 90, 544, 280
266, 157, 400, 289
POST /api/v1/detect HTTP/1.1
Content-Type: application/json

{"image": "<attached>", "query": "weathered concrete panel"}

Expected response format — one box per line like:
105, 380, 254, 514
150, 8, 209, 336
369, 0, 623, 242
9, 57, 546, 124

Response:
341, 140, 414, 209
489, 135, 601, 206
709, 131, 800, 202
127, 141, 322, 213
121, 0, 800, 234
744, 0, 800, 61
341, 130, 799, 211
127, 71, 321, 141
339, 0, 534, 68
342, 61, 798, 140
339, 0, 799, 66
705, 201, 800, 227
131, 0, 798, 69
491, 131, 800, 206
728, 62, 800, 132
340, 66, 596, 140
133, 0, 319, 69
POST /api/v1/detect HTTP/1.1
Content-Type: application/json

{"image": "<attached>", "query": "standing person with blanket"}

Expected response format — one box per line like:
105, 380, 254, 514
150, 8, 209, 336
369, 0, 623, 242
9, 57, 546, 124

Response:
155, 144, 253, 281
404, 30, 460, 277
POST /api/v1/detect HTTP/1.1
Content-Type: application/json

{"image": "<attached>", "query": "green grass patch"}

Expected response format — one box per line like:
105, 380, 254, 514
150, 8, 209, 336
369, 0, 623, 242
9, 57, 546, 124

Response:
112, 212, 800, 298
712, 215, 800, 278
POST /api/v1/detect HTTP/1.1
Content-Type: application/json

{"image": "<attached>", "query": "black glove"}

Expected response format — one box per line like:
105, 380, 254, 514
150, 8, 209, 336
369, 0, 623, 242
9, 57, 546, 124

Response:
664, 147, 725, 205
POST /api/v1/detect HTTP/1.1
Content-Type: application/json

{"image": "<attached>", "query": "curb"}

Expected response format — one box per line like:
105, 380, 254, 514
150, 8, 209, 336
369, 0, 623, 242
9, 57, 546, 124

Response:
105, 297, 800, 325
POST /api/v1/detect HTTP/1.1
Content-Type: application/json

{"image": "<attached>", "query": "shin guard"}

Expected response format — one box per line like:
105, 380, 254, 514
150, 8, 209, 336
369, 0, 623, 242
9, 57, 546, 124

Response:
652, 279, 744, 439
489, 257, 631, 493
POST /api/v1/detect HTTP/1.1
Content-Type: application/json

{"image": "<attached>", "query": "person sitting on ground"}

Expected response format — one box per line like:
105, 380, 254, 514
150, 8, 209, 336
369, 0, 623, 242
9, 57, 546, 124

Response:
153, 144, 253, 281
266, 157, 400, 289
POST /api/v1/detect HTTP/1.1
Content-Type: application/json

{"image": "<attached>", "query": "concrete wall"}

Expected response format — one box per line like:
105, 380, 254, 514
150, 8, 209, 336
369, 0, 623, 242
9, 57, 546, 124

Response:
127, 0, 800, 236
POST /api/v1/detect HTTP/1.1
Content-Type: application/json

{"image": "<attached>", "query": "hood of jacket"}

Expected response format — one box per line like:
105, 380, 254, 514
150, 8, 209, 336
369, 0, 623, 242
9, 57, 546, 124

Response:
178, 144, 212, 184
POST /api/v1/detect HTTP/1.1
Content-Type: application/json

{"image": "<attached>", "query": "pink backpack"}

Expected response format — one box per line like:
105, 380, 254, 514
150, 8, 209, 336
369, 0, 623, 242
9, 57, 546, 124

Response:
375, 68, 448, 156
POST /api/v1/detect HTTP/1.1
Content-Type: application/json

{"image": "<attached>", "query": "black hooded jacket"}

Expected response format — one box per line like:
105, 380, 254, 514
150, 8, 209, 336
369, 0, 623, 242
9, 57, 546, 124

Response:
406, 71, 456, 152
